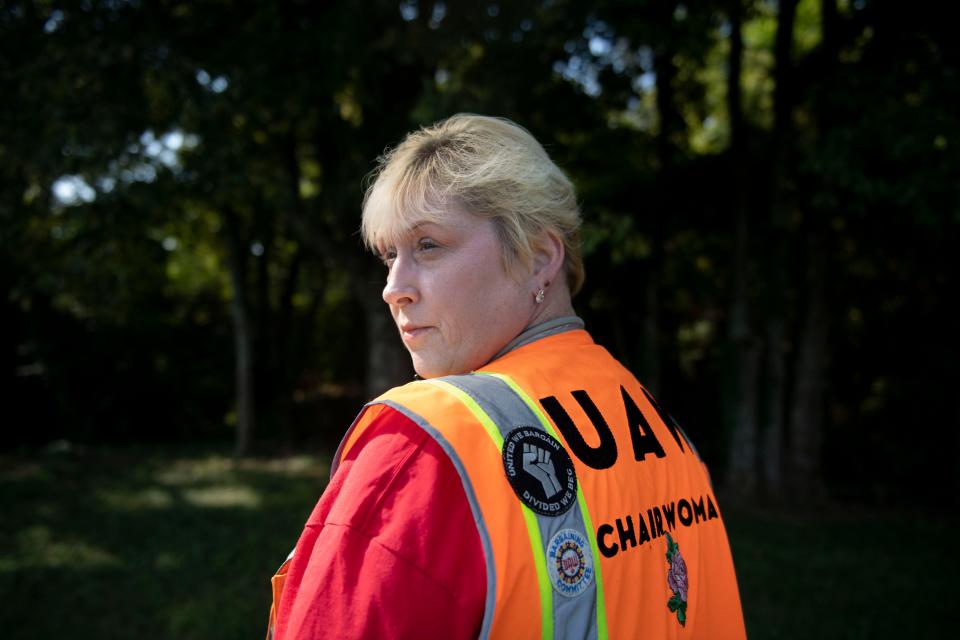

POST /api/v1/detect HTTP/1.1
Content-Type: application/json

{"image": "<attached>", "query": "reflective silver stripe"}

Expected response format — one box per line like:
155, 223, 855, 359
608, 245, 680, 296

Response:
376, 398, 499, 640
272, 547, 296, 574
489, 315, 585, 362
441, 374, 600, 640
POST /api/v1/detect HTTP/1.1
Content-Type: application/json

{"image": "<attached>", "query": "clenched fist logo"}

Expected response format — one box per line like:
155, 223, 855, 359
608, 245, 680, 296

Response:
502, 427, 578, 517
522, 443, 563, 498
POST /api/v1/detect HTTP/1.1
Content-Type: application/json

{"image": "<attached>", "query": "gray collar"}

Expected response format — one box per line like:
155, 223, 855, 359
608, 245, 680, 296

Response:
489, 315, 586, 363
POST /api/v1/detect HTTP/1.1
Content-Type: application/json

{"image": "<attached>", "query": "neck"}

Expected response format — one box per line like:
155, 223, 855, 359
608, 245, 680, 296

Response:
526, 286, 576, 330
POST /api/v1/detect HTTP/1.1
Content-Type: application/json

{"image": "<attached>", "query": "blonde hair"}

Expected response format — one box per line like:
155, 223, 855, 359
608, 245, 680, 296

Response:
361, 114, 585, 295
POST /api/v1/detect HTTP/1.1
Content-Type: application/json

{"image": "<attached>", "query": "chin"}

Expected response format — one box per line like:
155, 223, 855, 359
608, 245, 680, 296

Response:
412, 355, 461, 380
413, 364, 447, 380
411, 357, 441, 380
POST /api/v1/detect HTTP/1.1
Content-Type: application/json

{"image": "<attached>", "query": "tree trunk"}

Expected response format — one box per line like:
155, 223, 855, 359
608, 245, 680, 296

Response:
786, 233, 828, 502
280, 136, 408, 403
641, 275, 661, 395
224, 207, 255, 457
760, 0, 798, 501
724, 0, 762, 501
727, 317, 761, 500
358, 274, 412, 399
644, 1, 682, 395
762, 315, 786, 497
274, 247, 304, 449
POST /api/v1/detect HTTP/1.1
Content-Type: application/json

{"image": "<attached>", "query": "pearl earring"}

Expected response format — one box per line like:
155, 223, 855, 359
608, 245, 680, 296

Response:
535, 288, 545, 304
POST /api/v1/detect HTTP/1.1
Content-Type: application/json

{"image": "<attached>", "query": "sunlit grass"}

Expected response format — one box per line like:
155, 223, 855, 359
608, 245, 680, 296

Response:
181, 484, 262, 508
0, 446, 330, 640
98, 487, 176, 510
1, 525, 121, 571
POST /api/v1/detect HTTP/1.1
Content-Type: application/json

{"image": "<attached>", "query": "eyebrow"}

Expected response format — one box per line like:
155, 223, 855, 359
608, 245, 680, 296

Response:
375, 217, 451, 253
392, 220, 439, 241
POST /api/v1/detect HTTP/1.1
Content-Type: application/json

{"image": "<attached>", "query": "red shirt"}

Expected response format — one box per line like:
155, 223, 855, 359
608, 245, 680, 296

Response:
273, 403, 487, 639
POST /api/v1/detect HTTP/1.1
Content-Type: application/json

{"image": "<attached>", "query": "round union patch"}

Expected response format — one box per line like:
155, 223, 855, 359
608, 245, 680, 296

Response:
501, 427, 577, 517
546, 528, 594, 597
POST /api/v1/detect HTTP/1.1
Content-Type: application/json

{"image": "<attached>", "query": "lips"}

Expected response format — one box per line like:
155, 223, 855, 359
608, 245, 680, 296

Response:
400, 323, 432, 343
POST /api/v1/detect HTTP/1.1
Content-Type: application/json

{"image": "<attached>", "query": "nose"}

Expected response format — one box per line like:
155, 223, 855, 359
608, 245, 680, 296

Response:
382, 254, 419, 306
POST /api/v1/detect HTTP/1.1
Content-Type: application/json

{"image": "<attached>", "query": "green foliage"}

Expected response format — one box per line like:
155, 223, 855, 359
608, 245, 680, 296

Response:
1, 0, 956, 506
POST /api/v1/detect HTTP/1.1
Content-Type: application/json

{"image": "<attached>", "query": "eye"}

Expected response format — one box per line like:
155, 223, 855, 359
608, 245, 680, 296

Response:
416, 238, 439, 252
380, 248, 397, 267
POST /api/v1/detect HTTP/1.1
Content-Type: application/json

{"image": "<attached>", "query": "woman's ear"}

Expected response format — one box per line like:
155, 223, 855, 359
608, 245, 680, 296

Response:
531, 229, 566, 286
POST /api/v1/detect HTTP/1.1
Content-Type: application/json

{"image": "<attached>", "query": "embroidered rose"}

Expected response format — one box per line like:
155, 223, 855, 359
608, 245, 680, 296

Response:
664, 533, 688, 627
667, 549, 688, 602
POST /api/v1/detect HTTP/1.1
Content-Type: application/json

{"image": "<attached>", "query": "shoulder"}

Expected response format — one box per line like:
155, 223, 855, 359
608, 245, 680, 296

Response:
284, 402, 486, 636
317, 402, 474, 548
314, 403, 429, 528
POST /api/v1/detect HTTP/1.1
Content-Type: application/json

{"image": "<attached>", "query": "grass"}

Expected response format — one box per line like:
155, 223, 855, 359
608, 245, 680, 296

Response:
726, 503, 958, 639
1, 445, 956, 639
1, 445, 328, 640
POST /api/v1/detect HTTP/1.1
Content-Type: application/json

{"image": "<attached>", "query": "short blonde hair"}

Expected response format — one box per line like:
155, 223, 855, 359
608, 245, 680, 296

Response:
361, 114, 585, 295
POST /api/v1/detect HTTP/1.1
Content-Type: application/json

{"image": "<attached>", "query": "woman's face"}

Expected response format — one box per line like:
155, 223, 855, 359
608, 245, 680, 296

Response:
380, 208, 535, 379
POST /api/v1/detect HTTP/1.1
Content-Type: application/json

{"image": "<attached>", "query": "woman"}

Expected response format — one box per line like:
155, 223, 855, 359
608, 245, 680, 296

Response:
267, 115, 745, 639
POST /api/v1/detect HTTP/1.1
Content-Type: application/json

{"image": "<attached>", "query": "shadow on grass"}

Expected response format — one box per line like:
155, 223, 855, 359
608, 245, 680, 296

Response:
1, 445, 330, 640
2, 446, 958, 639
725, 503, 959, 639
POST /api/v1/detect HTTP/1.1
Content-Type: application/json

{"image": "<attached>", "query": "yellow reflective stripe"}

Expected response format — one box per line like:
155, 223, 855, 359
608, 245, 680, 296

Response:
426, 379, 553, 640
480, 372, 610, 640
523, 501, 553, 640
426, 379, 505, 448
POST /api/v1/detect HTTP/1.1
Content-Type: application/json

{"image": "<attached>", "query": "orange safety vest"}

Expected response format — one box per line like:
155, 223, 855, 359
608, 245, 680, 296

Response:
269, 328, 745, 639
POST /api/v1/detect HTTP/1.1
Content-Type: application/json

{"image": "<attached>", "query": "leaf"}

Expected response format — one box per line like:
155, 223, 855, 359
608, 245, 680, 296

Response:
678, 606, 687, 626
665, 532, 679, 556
668, 595, 680, 612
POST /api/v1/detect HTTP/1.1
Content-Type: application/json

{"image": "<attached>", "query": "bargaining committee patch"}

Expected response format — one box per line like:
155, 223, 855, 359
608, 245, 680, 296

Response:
502, 426, 577, 516
546, 528, 595, 597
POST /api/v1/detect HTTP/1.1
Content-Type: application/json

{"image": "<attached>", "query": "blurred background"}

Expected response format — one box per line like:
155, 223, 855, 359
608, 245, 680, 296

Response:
1, 0, 957, 638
